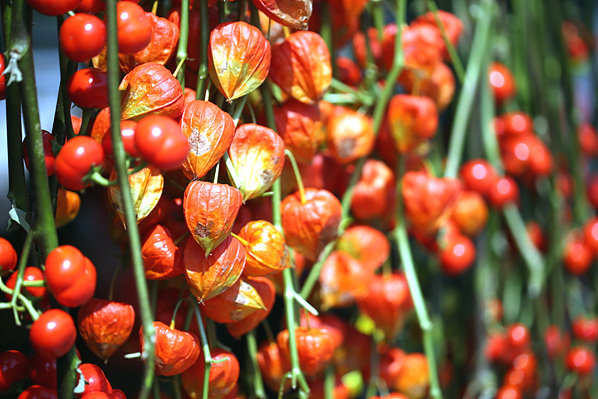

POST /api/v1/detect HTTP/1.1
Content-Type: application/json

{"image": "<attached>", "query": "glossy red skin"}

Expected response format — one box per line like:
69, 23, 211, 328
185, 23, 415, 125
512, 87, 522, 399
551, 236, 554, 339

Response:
28, 353, 57, 388
111, 389, 126, 399
459, 159, 497, 197
439, 233, 476, 276
544, 325, 569, 359
0, 237, 17, 275
55, 136, 105, 191
101, 120, 140, 158
495, 386, 522, 399
25, 0, 81, 15
488, 176, 519, 208
0, 54, 6, 100
566, 346, 596, 375
0, 350, 29, 391
29, 309, 77, 359
23, 130, 56, 176
571, 316, 598, 343
582, 217, 598, 256
75, 0, 105, 13
507, 323, 531, 353
563, 231, 593, 275
60, 14, 106, 62
76, 363, 112, 397
67, 68, 109, 110
488, 62, 516, 104
577, 122, 598, 156
495, 112, 534, 139
135, 115, 189, 171
115, 2, 152, 54
17, 385, 58, 399
45, 245, 96, 307
5, 267, 46, 299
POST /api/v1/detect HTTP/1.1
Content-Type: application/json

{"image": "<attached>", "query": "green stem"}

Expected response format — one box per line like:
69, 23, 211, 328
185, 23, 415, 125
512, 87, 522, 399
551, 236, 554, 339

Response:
324, 365, 335, 399
195, 0, 210, 100
8, 229, 34, 326
106, 0, 155, 397
320, 1, 337, 79
176, 0, 189, 85
189, 299, 213, 399
284, 150, 306, 203
502, 203, 545, 298
246, 330, 266, 399
443, 0, 494, 178
52, 16, 77, 146
427, 0, 465, 84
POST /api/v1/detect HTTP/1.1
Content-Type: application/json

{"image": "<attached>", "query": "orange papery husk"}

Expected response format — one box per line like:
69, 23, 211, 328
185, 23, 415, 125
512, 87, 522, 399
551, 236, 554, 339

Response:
319, 251, 374, 310
336, 224, 391, 271
280, 188, 342, 261
209, 21, 271, 101
90, 107, 111, 143
226, 276, 275, 337
350, 159, 396, 221
140, 321, 200, 376
308, 0, 359, 49
357, 273, 412, 340
184, 235, 246, 302
180, 100, 235, 179
108, 165, 164, 226
257, 341, 292, 393
55, 188, 81, 228
393, 353, 430, 399
251, 0, 312, 30
120, 62, 184, 121
277, 327, 337, 377
257, 11, 286, 45
387, 94, 439, 154
238, 220, 291, 277
228, 123, 285, 201
200, 278, 265, 323
326, 0, 368, 23
78, 298, 135, 360
450, 190, 489, 237
270, 31, 332, 104
401, 171, 461, 237
352, 26, 384, 69
181, 348, 240, 399
183, 180, 243, 255
399, 62, 456, 111
336, 56, 362, 87
327, 108, 375, 164
119, 13, 179, 73
411, 10, 464, 61
141, 224, 185, 280
381, 24, 443, 77
377, 347, 407, 389
274, 99, 321, 164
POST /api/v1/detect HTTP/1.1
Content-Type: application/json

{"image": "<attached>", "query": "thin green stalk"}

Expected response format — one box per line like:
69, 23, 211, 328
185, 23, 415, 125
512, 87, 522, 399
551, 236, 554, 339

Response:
444, 0, 494, 178
176, 0, 189, 85
427, 0, 465, 84
324, 365, 335, 399
246, 330, 266, 399
8, 230, 34, 325
106, 0, 155, 397
195, 0, 210, 100
52, 16, 77, 145
319, 1, 337, 78
189, 299, 214, 399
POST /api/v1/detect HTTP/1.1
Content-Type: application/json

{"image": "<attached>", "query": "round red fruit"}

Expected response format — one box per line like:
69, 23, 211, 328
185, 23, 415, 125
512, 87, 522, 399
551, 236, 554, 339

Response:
60, 14, 106, 63
488, 62, 516, 104
439, 234, 476, 276
134, 115, 189, 171
67, 68, 109, 110
0, 237, 17, 275
23, 130, 56, 176
0, 350, 29, 391
30, 309, 77, 359
565, 346, 596, 375
55, 136, 105, 191
115, 2, 152, 54
25, 0, 81, 16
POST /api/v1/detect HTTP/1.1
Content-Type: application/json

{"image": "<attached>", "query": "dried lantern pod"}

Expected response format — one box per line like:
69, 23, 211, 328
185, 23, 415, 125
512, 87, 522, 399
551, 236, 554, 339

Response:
393, 353, 430, 399
120, 62, 184, 121
228, 123, 285, 201
183, 180, 243, 255
55, 188, 81, 228
319, 251, 374, 310
270, 31, 332, 104
237, 219, 291, 277
181, 348, 240, 399
180, 100, 235, 180
357, 273, 412, 340
108, 165, 164, 227
184, 235, 246, 302
226, 276, 275, 337
251, 0, 312, 30
411, 10, 464, 61
77, 298, 135, 360
350, 159, 396, 220
381, 24, 443, 77
200, 278, 266, 323
209, 21, 271, 101
327, 108, 375, 164
281, 188, 342, 261
119, 13, 179, 73
336, 224, 391, 271
450, 190, 489, 237
257, 341, 292, 393
274, 99, 321, 164
399, 62, 456, 111
90, 107, 111, 144
402, 171, 461, 237
277, 327, 337, 376
387, 94, 439, 154
141, 224, 184, 280
140, 321, 200, 376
